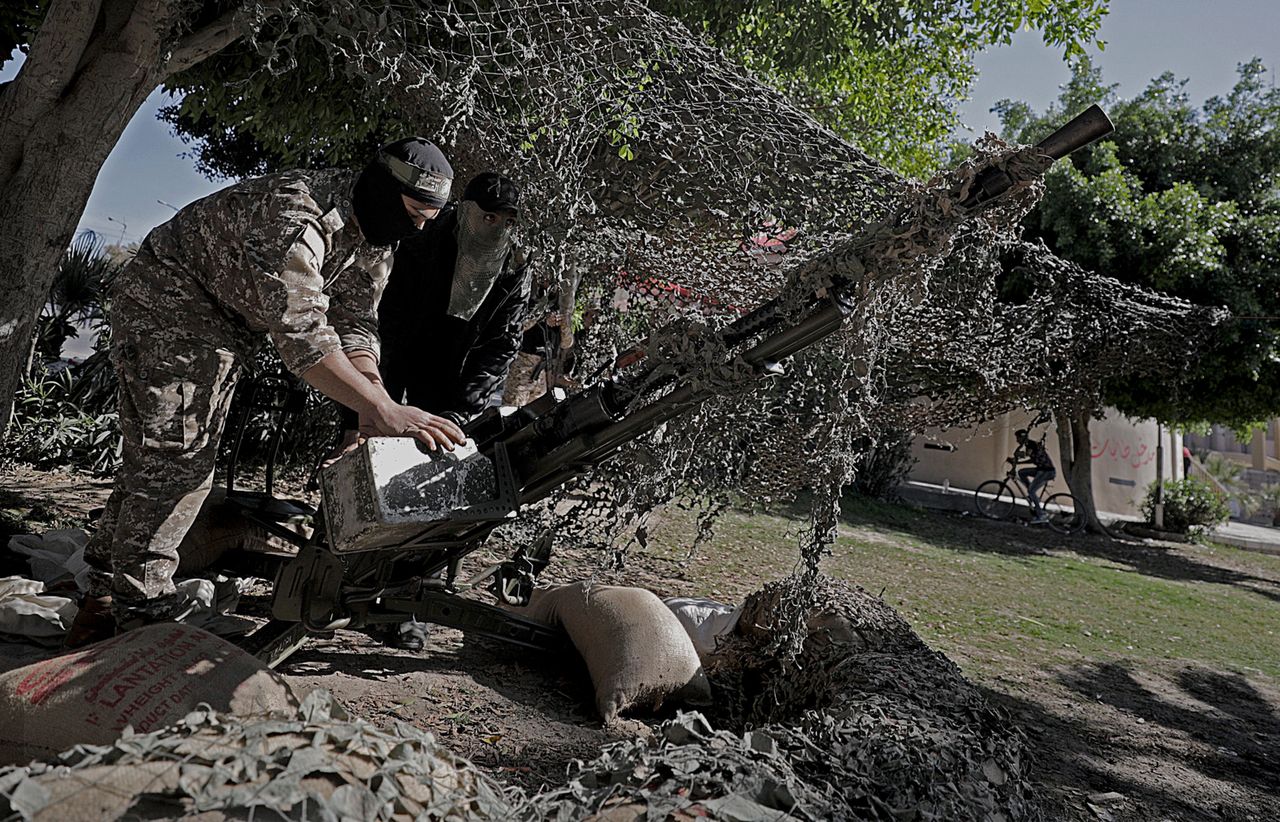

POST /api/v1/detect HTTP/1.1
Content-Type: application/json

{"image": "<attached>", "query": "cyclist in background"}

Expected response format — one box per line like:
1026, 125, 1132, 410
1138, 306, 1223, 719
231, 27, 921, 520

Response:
1011, 428, 1056, 524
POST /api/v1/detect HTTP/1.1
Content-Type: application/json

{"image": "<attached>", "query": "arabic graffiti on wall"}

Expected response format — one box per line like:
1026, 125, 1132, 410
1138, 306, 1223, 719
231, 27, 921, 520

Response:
1091, 435, 1158, 470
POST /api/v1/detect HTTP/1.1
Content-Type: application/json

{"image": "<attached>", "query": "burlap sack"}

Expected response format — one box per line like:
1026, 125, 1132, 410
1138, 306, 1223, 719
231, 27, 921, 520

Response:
176, 487, 305, 573
0, 623, 297, 765
521, 582, 711, 721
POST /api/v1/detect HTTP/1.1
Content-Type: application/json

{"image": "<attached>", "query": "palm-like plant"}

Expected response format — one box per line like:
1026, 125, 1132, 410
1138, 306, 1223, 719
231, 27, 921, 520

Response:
1260, 484, 1280, 526
1201, 452, 1244, 486
1202, 452, 1262, 517
34, 230, 121, 367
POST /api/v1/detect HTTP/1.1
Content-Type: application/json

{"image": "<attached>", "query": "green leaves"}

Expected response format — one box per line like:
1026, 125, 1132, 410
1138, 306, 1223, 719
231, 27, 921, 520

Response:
0, 0, 44, 64
161, 0, 1110, 180
4, 369, 122, 476
999, 59, 1280, 427
1140, 477, 1230, 534
651, 0, 1109, 175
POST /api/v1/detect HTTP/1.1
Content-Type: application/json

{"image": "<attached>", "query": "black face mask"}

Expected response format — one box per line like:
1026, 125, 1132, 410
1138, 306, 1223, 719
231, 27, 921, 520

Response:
352, 165, 419, 247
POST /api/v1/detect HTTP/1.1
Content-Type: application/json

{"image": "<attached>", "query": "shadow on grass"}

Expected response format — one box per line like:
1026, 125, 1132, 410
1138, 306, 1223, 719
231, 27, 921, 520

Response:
835, 495, 1280, 605
1058, 662, 1280, 795
982, 661, 1280, 821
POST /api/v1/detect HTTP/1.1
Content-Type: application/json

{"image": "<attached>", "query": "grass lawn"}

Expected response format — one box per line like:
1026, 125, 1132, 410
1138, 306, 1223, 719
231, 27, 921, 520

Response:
644, 497, 1280, 683
639, 496, 1280, 821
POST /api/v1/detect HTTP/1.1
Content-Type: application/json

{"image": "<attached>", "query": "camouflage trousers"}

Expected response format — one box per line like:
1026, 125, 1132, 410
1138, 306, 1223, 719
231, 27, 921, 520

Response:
86, 251, 250, 620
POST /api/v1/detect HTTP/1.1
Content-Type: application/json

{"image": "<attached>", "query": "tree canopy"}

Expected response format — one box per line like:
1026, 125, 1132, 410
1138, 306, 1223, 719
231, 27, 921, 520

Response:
996, 58, 1280, 427
653, 0, 1109, 175
161, 0, 1110, 180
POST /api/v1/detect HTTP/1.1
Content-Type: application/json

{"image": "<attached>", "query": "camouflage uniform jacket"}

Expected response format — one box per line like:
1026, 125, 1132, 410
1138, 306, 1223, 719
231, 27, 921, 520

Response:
132, 169, 392, 374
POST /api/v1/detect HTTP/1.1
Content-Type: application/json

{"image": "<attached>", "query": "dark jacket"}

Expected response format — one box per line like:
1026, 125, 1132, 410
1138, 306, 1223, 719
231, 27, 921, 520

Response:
345, 205, 531, 426
1018, 439, 1055, 472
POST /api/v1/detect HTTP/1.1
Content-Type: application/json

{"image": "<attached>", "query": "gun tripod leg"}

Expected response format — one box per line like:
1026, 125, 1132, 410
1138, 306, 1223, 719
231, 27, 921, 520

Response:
241, 619, 312, 669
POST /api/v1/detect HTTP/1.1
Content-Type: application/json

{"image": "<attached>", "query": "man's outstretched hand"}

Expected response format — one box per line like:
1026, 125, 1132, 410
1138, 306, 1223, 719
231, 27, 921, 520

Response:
302, 350, 467, 454
365, 399, 467, 452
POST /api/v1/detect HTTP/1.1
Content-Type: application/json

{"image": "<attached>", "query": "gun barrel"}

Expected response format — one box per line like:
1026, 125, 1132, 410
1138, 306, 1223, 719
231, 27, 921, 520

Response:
1034, 104, 1114, 160
500, 105, 1118, 504
960, 104, 1113, 209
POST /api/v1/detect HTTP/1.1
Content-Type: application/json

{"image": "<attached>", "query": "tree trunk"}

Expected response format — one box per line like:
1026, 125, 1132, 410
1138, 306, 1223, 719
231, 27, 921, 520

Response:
1055, 405, 1111, 535
0, 0, 251, 433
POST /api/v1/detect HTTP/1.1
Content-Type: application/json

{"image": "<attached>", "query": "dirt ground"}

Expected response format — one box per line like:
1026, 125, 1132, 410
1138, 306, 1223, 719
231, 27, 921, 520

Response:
1, 463, 1277, 819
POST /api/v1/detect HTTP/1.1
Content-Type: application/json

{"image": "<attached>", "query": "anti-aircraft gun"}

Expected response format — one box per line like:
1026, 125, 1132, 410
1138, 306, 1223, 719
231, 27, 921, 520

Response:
231, 106, 1114, 668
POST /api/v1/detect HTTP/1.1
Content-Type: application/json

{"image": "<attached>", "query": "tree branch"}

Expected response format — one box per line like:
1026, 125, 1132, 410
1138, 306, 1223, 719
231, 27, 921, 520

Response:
165, 4, 251, 77
0, 0, 107, 176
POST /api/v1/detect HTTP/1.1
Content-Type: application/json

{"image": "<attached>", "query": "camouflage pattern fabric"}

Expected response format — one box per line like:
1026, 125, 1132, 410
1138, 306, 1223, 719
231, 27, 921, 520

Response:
142, 168, 391, 374
86, 170, 394, 620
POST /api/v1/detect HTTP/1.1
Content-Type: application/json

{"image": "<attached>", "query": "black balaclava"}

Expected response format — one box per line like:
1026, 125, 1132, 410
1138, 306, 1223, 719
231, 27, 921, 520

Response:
353, 137, 453, 247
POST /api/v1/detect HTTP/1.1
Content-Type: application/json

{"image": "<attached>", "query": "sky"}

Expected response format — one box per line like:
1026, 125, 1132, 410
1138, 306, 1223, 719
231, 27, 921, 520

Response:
960, 0, 1280, 136
2, 0, 1279, 249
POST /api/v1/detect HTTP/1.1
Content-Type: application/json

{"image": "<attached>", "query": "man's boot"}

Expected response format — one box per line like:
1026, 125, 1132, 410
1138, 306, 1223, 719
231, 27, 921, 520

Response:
64, 594, 117, 649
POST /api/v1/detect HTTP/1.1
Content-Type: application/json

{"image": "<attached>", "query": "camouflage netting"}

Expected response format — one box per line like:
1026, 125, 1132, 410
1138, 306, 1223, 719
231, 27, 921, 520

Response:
0, 690, 525, 821
223, 0, 1221, 609
0, 3, 1224, 819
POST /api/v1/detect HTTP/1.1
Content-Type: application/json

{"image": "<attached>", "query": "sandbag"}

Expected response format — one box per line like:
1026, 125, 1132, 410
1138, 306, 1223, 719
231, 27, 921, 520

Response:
0, 623, 297, 765
176, 487, 306, 574
521, 582, 711, 721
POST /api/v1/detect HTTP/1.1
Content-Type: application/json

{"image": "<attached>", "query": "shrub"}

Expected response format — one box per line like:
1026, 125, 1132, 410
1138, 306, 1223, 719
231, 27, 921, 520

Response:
1141, 477, 1230, 535
852, 428, 917, 500
1261, 484, 1280, 526
3, 369, 122, 475
5, 344, 338, 483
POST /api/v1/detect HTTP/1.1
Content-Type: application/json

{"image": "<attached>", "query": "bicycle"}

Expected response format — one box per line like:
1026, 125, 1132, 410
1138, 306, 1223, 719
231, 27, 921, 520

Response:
973, 461, 1084, 534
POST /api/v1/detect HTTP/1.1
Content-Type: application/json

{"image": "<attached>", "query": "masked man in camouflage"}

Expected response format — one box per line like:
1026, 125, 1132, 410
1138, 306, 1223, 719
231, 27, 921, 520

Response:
68, 138, 467, 647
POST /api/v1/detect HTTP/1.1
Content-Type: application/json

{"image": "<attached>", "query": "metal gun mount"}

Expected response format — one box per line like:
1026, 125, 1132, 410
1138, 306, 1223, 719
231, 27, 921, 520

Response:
227, 105, 1115, 669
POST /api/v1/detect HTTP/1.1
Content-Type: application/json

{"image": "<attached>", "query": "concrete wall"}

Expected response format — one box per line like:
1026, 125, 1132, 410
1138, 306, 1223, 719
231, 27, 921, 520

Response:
908, 408, 1181, 518
1185, 421, 1280, 473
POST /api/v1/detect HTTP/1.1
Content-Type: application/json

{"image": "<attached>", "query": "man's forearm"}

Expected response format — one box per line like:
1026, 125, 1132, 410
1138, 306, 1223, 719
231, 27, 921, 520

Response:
301, 350, 391, 417
346, 349, 383, 387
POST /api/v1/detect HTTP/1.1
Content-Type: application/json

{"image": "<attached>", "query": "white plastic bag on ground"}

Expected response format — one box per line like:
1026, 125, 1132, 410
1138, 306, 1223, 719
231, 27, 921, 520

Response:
663, 596, 741, 659
0, 578, 77, 646
8, 530, 252, 640
174, 577, 255, 637
6, 530, 90, 592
